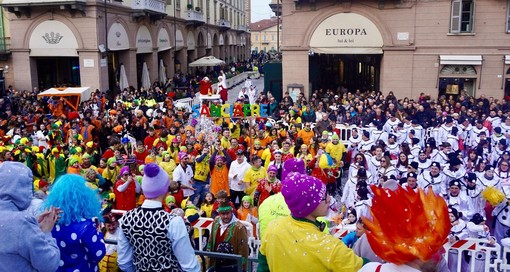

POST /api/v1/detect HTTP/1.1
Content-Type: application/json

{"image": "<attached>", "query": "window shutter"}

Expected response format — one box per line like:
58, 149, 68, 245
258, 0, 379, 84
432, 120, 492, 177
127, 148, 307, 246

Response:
450, 0, 462, 33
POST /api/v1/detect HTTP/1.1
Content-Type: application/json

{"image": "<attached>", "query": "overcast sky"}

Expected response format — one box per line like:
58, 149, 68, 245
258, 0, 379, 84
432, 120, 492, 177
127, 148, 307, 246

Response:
251, 0, 273, 23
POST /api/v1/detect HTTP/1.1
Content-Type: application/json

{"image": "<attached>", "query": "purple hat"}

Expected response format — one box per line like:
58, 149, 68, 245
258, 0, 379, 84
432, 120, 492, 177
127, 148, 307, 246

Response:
215, 155, 225, 163
120, 166, 130, 176
178, 151, 189, 161
282, 173, 326, 218
142, 163, 170, 198
267, 165, 278, 173
281, 158, 306, 181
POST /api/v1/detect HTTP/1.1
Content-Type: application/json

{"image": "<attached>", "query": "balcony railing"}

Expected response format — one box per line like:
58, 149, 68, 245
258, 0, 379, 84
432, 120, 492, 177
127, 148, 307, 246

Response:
132, 0, 166, 14
218, 19, 231, 30
237, 25, 247, 32
0, 37, 11, 54
184, 9, 205, 24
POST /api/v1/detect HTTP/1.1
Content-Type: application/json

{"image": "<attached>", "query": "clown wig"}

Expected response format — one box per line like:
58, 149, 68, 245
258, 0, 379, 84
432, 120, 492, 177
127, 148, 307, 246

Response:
363, 185, 450, 265
42, 174, 102, 226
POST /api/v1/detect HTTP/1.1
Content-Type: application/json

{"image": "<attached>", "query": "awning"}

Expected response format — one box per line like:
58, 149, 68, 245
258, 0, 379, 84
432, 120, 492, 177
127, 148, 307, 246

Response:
309, 13, 383, 55
37, 87, 91, 111
175, 29, 184, 51
136, 25, 153, 54
187, 32, 195, 50
505, 55, 510, 65
157, 28, 171, 52
439, 55, 483, 65
29, 20, 79, 56
108, 23, 129, 51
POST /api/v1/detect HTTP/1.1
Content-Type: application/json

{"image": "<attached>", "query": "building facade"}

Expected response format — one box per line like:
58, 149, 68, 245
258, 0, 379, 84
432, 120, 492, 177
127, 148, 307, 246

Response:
250, 18, 280, 53
0, 0, 250, 92
282, 0, 510, 99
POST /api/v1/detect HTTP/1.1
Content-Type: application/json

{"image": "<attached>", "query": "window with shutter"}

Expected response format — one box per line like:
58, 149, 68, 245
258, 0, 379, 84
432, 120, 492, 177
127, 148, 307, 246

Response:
450, 0, 474, 33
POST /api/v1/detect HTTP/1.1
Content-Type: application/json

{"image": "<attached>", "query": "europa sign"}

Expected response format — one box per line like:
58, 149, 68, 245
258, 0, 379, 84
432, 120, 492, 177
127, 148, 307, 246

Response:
310, 13, 383, 54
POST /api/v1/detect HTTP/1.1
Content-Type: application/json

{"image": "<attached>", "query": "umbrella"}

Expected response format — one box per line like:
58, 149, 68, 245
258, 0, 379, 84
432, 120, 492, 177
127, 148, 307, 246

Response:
159, 59, 167, 84
119, 64, 129, 91
189, 55, 225, 67
141, 62, 150, 90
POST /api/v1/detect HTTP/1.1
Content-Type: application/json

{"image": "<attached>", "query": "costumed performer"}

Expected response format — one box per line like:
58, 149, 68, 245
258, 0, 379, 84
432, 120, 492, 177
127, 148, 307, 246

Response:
359, 185, 450, 272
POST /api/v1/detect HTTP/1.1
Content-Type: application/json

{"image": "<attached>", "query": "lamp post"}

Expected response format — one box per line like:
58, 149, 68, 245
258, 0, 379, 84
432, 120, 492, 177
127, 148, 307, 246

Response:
174, 0, 177, 76
103, 0, 110, 91
276, 0, 280, 55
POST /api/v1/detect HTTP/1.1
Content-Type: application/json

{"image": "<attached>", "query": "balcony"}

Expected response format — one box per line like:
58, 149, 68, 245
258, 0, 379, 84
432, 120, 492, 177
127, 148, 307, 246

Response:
1, 0, 86, 17
0, 37, 11, 60
237, 25, 247, 32
218, 19, 231, 31
132, 0, 166, 20
184, 9, 205, 26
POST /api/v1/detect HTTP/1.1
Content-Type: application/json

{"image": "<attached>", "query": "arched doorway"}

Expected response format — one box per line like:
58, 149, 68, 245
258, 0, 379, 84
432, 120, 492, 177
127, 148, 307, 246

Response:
197, 32, 206, 58
439, 65, 477, 98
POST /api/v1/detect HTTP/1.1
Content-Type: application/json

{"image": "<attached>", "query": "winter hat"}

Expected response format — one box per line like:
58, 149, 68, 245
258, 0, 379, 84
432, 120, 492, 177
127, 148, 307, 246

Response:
69, 158, 79, 166
142, 163, 170, 198
449, 179, 462, 188
178, 151, 188, 161
281, 173, 326, 218
281, 158, 306, 181
470, 213, 485, 225
449, 157, 462, 166
120, 166, 130, 176
466, 173, 477, 182
242, 195, 253, 206
410, 161, 419, 169
331, 133, 339, 141
107, 157, 116, 165
267, 165, 278, 173
165, 195, 176, 205
363, 131, 370, 138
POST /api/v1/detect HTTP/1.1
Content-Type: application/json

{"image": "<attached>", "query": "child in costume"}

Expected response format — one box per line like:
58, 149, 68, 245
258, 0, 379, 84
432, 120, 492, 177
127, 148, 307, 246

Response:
237, 195, 259, 238
200, 192, 215, 218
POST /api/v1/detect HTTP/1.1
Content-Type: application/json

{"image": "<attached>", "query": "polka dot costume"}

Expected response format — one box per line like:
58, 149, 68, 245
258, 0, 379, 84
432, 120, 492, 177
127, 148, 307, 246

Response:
52, 218, 106, 272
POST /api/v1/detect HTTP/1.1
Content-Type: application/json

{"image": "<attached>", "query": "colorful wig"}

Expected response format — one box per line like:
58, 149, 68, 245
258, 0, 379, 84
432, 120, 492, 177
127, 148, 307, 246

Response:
42, 174, 102, 225
363, 185, 450, 265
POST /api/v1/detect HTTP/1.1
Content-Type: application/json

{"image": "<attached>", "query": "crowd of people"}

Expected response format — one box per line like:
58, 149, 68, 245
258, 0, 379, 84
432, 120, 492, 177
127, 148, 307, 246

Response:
3, 70, 510, 271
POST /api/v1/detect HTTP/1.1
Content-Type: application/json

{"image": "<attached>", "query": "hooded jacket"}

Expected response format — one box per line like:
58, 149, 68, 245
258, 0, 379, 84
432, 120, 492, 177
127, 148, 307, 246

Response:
0, 162, 60, 272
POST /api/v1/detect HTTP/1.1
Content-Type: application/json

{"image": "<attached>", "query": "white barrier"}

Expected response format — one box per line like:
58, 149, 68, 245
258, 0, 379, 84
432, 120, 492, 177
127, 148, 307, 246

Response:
444, 238, 501, 272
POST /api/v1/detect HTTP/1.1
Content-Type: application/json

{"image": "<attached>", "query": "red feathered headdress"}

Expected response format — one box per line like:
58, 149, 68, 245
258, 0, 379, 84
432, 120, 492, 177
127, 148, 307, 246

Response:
363, 185, 450, 265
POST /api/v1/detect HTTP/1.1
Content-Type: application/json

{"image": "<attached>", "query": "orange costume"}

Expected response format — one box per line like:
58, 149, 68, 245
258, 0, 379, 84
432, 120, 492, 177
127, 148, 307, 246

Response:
210, 164, 229, 196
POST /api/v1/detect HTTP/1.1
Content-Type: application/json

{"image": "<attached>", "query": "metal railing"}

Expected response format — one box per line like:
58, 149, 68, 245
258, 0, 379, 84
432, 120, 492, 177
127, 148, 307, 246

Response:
132, 0, 166, 14
184, 9, 205, 23
0, 37, 11, 53
104, 239, 255, 272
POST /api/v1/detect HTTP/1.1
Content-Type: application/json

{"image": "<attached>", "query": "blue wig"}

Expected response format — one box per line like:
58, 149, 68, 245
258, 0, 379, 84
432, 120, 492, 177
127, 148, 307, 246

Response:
42, 174, 102, 225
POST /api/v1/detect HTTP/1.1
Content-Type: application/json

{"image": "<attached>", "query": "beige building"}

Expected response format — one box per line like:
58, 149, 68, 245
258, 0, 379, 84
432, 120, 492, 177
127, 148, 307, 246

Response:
250, 18, 280, 53
0, 0, 250, 92
282, 0, 510, 99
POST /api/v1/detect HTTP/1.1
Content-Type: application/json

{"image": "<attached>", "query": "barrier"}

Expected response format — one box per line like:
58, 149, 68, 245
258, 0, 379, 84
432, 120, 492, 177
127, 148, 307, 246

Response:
191, 217, 214, 250
444, 238, 500, 272
335, 124, 356, 144
174, 97, 193, 112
